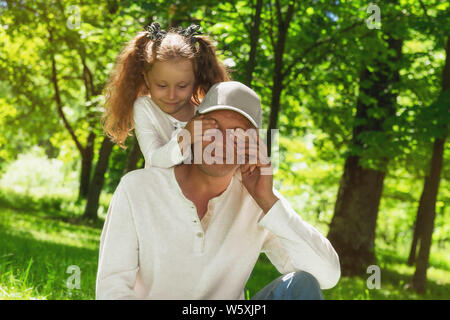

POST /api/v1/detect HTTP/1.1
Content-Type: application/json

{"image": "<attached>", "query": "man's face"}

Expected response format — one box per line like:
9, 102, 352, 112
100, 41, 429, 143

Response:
194, 109, 256, 177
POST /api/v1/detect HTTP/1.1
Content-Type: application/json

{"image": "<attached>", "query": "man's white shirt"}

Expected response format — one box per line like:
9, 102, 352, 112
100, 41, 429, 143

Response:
96, 167, 340, 300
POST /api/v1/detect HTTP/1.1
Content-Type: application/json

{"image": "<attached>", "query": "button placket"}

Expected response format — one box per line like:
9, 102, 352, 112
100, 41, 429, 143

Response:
194, 229, 205, 254
190, 205, 198, 224
188, 203, 205, 254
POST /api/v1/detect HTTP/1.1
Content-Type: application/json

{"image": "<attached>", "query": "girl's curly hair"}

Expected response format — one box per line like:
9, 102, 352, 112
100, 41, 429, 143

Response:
102, 23, 231, 148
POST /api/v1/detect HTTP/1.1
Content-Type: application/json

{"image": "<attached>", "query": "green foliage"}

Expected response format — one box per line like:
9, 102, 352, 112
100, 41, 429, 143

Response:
0, 0, 449, 299
0, 146, 78, 197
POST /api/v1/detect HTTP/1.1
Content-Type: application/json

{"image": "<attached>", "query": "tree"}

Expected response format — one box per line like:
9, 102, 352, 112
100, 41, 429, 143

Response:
327, 32, 403, 275
411, 35, 449, 293
0, 0, 120, 199
244, 0, 263, 87
122, 135, 144, 176
83, 136, 115, 221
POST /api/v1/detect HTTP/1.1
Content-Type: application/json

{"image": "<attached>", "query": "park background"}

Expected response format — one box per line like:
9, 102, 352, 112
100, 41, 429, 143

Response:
0, 0, 449, 299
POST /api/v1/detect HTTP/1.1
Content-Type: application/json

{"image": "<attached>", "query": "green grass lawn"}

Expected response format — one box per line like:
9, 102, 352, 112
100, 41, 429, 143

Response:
0, 205, 449, 300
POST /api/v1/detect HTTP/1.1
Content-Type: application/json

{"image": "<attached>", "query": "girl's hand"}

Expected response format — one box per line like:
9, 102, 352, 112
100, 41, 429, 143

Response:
178, 114, 218, 153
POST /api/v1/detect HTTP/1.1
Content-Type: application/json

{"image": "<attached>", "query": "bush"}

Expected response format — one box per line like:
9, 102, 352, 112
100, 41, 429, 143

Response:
0, 146, 78, 197
0, 147, 111, 220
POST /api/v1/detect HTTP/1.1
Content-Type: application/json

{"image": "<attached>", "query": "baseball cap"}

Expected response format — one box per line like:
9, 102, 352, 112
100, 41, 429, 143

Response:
196, 81, 263, 128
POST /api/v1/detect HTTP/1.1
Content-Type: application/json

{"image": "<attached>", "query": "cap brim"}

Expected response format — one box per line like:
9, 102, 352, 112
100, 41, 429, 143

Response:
197, 105, 259, 128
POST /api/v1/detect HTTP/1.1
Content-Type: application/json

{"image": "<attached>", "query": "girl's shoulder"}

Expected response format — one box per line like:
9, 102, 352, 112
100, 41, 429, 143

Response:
133, 95, 157, 122
133, 96, 168, 128
134, 95, 152, 109
133, 95, 160, 116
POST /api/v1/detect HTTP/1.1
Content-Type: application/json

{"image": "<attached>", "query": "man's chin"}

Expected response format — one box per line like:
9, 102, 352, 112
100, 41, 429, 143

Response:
196, 162, 238, 177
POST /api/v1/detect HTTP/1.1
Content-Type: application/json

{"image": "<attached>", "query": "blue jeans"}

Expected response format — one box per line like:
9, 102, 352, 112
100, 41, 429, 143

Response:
250, 271, 324, 300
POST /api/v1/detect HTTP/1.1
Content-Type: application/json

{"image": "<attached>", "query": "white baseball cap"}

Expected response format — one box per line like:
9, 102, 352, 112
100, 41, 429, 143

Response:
196, 81, 263, 128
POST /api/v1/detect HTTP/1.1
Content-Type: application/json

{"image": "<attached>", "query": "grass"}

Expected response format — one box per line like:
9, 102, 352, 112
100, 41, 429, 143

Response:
0, 207, 100, 299
0, 204, 449, 300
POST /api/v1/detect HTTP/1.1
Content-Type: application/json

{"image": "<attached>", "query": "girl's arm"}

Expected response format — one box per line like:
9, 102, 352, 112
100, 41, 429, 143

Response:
133, 97, 187, 168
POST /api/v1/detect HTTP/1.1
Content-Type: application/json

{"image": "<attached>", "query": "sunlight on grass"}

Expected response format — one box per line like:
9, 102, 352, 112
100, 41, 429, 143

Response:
0, 202, 449, 300
0, 207, 101, 300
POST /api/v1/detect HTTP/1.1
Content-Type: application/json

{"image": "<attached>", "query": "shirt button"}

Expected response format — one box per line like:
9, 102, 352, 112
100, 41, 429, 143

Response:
196, 232, 203, 238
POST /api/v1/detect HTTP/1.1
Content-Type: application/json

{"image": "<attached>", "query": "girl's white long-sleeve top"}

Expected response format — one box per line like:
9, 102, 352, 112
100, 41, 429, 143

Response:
133, 96, 189, 168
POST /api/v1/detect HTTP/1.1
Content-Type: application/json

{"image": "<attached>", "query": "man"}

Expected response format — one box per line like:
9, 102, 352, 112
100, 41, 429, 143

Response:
96, 81, 340, 300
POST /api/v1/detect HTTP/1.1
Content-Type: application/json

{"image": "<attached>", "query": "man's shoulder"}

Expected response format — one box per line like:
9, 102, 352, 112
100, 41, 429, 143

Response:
119, 167, 171, 187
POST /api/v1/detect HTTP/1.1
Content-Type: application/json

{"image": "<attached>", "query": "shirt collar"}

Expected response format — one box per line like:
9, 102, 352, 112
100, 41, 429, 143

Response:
169, 166, 237, 206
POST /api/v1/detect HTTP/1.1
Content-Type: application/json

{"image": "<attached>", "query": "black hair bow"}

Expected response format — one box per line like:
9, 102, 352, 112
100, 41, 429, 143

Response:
178, 24, 202, 38
146, 22, 167, 41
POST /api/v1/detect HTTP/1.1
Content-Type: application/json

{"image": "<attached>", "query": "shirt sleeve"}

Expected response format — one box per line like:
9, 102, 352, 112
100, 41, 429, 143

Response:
258, 189, 341, 289
96, 183, 140, 299
133, 98, 186, 168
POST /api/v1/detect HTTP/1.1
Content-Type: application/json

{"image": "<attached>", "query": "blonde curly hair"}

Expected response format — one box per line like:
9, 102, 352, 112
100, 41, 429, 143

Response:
102, 24, 231, 148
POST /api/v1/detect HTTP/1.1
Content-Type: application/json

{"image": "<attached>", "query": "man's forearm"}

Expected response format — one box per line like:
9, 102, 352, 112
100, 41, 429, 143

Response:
255, 192, 279, 214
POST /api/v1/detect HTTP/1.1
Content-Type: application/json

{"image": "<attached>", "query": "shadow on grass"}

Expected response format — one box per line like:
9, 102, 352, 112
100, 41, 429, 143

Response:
377, 245, 450, 272
326, 266, 449, 300
0, 188, 107, 230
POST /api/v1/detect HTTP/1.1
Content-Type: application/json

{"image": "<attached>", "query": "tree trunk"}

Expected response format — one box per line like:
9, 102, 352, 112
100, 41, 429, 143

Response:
327, 36, 403, 276
48, 26, 98, 201
83, 137, 115, 221
412, 135, 446, 293
78, 132, 95, 199
122, 135, 143, 176
412, 36, 450, 293
245, 0, 263, 87
407, 206, 424, 265
267, 1, 295, 155
328, 156, 386, 275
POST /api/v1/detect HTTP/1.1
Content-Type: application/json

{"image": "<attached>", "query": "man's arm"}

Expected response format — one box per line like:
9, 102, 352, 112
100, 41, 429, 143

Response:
242, 165, 340, 289
257, 190, 341, 289
239, 133, 340, 289
96, 183, 140, 299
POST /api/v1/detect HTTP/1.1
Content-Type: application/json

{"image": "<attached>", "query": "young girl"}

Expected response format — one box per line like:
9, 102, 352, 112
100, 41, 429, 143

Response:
102, 22, 231, 168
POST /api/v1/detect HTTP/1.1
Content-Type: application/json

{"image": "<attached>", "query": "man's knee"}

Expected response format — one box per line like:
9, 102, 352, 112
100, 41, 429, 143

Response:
285, 271, 324, 300
291, 271, 320, 287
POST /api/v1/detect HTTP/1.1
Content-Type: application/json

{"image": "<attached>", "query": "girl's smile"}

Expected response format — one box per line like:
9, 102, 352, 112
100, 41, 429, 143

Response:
144, 58, 196, 121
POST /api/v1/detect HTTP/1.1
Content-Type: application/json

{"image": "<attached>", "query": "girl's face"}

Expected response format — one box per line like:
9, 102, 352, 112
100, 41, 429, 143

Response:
145, 58, 195, 116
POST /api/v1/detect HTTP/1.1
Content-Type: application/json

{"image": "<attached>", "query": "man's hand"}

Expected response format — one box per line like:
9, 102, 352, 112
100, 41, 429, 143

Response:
234, 129, 279, 214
